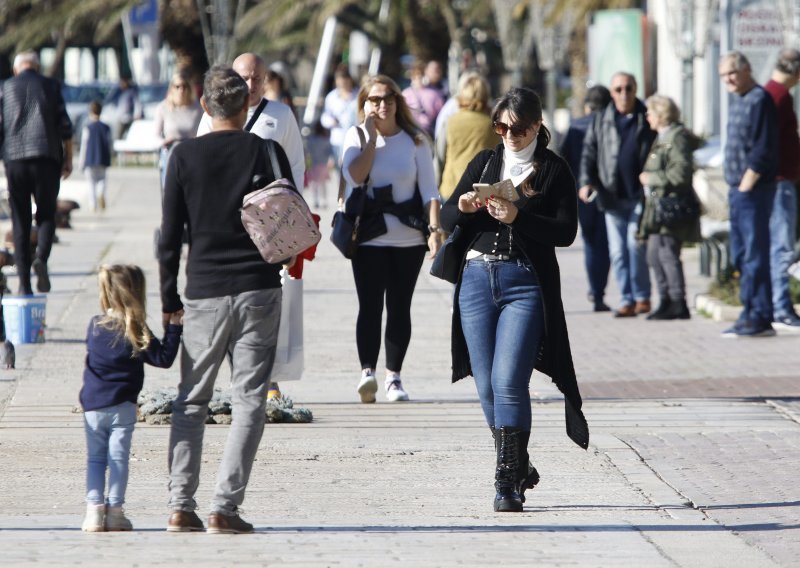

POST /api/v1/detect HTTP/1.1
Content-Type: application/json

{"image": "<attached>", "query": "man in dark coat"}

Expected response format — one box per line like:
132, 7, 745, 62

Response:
0, 50, 73, 295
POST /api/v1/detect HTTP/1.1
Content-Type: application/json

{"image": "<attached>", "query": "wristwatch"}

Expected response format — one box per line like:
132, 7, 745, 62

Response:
428, 225, 441, 234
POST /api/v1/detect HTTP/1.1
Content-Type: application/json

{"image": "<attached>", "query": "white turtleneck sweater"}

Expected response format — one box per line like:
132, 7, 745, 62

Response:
501, 138, 538, 189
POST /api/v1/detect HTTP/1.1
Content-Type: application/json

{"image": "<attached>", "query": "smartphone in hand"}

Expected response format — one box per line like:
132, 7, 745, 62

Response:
473, 179, 517, 201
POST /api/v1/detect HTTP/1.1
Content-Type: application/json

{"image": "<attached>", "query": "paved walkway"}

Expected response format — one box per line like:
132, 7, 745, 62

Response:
0, 166, 798, 566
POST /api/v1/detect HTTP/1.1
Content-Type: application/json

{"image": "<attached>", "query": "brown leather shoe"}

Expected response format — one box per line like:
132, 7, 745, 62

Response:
166, 510, 205, 532
207, 512, 254, 534
634, 300, 652, 314
614, 304, 636, 318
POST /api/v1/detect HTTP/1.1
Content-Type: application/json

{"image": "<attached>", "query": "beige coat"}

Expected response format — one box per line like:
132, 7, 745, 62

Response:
439, 110, 500, 200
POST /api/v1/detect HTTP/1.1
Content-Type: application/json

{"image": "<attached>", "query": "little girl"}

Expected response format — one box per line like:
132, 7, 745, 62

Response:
80, 265, 182, 532
304, 121, 333, 208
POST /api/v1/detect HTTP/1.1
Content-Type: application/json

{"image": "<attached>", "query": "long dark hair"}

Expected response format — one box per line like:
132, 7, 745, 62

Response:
491, 87, 551, 197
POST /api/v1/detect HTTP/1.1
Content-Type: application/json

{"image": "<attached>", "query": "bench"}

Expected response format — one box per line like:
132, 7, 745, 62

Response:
113, 119, 163, 166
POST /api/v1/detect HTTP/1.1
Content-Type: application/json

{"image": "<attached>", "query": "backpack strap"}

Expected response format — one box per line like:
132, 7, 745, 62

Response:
265, 139, 282, 181
244, 98, 268, 132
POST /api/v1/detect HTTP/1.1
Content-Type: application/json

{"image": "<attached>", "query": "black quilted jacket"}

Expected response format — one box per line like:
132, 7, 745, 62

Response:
0, 69, 72, 162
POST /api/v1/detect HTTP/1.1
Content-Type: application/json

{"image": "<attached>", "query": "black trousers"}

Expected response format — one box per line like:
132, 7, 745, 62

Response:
5, 158, 61, 293
351, 245, 426, 372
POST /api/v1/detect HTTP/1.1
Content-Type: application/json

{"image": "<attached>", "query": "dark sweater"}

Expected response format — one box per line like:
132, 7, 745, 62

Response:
83, 120, 112, 168
764, 79, 800, 182
80, 316, 182, 412
723, 84, 777, 189
615, 110, 642, 200
159, 130, 292, 312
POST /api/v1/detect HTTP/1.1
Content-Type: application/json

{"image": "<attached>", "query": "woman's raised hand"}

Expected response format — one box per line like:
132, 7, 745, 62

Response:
458, 191, 482, 214
486, 196, 518, 224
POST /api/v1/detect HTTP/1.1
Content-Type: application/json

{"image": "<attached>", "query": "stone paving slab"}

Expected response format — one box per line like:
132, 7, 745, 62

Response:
0, 167, 797, 566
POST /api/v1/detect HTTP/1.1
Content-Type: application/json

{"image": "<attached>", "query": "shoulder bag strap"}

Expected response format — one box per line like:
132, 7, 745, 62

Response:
478, 151, 494, 183
338, 127, 369, 203
244, 99, 268, 132
265, 139, 282, 181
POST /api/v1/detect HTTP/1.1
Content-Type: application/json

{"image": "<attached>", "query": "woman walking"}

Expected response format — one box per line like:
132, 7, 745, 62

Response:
340, 74, 441, 403
440, 87, 589, 512
638, 94, 701, 320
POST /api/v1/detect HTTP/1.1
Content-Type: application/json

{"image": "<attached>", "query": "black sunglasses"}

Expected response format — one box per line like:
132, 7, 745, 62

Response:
493, 121, 530, 138
614, 85, 634, 94
366, 94, 396, 106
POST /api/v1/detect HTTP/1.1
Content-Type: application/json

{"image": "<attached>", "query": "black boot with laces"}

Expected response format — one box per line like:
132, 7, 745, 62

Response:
494, 427, 524, 512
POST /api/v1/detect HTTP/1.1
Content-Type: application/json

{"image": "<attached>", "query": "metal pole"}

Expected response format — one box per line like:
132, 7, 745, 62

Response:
303, 16, 339, 127
682, 0, 695, 130
368, 0, 391, 74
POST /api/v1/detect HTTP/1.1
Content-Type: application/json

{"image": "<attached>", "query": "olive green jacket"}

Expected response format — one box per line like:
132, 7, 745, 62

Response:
638, 124, 702, 243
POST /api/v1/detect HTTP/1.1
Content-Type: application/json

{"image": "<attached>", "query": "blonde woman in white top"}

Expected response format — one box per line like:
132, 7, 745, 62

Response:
341, 74, 441, 403
155, 70, 202, 189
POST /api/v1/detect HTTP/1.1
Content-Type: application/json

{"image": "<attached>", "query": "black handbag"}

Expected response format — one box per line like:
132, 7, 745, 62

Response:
429, 225, 467, 283
654, 191, 701, 228
331, 186, 367, 259
430, 152, 494, 283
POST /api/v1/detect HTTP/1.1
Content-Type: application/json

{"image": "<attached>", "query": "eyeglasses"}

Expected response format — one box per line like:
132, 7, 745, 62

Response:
493, 121, 530, 138
366, 94, 396, 106
613, 85, 634, 94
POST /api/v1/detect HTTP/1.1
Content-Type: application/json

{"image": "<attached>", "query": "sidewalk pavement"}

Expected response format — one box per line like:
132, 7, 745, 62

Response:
0, 166, 798, 567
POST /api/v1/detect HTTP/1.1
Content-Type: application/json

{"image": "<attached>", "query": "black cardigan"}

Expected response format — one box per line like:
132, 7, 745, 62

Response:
440, 144, 589, 450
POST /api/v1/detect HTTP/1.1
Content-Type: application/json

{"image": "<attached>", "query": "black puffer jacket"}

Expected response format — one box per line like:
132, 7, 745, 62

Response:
441, 144, 589, 450
0, 69, 72, 162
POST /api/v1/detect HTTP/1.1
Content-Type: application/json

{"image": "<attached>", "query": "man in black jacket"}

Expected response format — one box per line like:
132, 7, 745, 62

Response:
0, 50, 73, 295
579, 72, 656, 318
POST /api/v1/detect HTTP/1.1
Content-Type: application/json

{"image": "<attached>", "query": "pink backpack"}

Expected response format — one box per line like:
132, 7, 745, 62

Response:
241, 141, 321, 264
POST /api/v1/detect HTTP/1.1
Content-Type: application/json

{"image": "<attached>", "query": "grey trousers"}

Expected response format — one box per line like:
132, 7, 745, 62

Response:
646, 234, 686, 302
168, 288, 281, 515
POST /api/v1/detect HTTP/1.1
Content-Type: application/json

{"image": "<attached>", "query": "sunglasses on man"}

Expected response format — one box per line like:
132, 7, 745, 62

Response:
613, 85, 634, 94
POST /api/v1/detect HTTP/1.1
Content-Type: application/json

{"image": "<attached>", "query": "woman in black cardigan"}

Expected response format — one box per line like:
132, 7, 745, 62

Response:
440, 88, 589, 513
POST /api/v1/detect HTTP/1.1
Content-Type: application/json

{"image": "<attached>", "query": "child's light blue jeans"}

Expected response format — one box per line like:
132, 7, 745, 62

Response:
84, 401, 137, 507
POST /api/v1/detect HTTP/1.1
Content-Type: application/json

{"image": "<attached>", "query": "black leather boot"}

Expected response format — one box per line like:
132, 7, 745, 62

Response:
494, 427, 523, 512
646, 298, 672, 320
516, 430, 540, 503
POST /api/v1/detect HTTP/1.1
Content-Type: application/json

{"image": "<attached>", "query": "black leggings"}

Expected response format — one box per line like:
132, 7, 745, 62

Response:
351, 245, 426, 372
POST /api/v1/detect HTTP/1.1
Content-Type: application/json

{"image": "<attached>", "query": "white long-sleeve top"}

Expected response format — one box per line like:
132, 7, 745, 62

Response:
341, 125, 439, 247
197, 97, 305, 187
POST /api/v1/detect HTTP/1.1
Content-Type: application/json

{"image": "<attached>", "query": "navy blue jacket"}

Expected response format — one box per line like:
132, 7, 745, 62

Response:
80, 316, 182, 412
83, 120, 112, 168
723, 84, 777, 190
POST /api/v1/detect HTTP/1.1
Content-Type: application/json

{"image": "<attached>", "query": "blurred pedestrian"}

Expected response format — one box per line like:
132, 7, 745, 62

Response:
764, 48, 800, 331
80, 264, 182, 532
638, 95, 701, 320
305, 121, 332, 208
437, 73, 499, 201
719, 51, 778, 338
159, 65, 292, 534
78, 100, 112, 212
424, 60, 449, 99
402, 61, 444, 138
321, 64, 357, 168
579, 72, 656, 317
116, 77, 139, 139
264, 69, 297, 117
440, 87, 589, 513
341, 74, 441, 403
154, 70, 203, 190
560, 85, 613, 312
0, 50, 73, 295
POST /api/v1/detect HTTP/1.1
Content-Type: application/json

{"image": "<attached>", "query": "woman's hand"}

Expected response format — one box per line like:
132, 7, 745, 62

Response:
486, 196, 518, 224
458, 191, 483, 214
427, 231, 442, 259
364, 112, 378, 142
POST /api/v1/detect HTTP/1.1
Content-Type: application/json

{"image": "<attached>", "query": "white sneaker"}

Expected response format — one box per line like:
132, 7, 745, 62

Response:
385, 374, 409, 402
105, 506, 133, 531
81, 504, 105, 532
357, 369, 378, 403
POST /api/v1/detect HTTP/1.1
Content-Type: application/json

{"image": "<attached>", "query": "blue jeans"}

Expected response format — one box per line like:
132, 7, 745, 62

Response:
458, 258, 544, 430
605, 200, 650, 305
729, 186, 775, 325
84, 401, 137, 507
578, 199, 610, 302
770, 180, 798, 317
